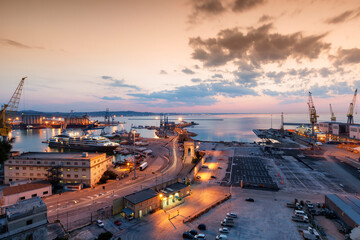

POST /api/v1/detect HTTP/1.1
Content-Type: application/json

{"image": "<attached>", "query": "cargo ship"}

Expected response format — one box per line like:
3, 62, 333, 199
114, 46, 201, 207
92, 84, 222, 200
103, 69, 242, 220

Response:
48, 131, 119, 152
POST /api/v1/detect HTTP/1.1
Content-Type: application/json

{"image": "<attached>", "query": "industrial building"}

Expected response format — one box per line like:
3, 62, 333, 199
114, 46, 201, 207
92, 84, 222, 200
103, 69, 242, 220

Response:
4, 152, 112, 187
123, 188, 160, 218
325, 194, 360, 229
1, 181, 52, 207
0, 197, 48, 240
160, 182, 190, 210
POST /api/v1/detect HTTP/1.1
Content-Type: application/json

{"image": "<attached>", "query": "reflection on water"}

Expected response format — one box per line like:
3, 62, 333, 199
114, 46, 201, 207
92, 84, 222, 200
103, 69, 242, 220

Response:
11, 113, 349, 152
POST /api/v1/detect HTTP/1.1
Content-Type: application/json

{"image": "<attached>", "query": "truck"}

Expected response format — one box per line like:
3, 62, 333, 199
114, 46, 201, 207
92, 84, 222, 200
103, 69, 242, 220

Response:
139, 162, 148, 171
292, 215, 309, 223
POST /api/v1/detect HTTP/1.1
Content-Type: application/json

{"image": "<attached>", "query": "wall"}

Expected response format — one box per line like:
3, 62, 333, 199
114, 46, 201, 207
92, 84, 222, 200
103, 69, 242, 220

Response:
186, 155, 205, 183
3, 185, 52, 206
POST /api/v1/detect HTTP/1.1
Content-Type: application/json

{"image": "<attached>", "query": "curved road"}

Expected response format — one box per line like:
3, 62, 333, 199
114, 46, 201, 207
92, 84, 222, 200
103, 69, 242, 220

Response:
45, 135, 182, 230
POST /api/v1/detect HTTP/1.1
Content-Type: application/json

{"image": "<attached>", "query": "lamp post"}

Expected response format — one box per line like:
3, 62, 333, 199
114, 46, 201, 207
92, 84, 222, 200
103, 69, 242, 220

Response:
133, 130, 137, 179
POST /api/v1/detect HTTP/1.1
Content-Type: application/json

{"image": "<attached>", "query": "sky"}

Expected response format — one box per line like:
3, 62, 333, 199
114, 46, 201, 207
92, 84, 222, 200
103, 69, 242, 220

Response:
1, 0, 360, 114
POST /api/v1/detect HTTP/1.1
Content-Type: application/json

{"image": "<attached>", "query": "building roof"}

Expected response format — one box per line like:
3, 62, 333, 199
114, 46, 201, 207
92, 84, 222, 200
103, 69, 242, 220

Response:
122, 207, 134, 215
124, 188, 158, 205
6, 197, 47, 220
2, 181, 51, 196
11, 152, 104, 160
163, 182, 188, 194
326, 194, 360, 226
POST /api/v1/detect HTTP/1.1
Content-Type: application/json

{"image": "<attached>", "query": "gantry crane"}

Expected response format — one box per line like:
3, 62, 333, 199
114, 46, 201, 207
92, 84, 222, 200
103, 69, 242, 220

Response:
330, 104, 336, 122
308, 92, 318, 125
0, 77, 26, 138
347, 89, 357, 125
308, 92, 318, 151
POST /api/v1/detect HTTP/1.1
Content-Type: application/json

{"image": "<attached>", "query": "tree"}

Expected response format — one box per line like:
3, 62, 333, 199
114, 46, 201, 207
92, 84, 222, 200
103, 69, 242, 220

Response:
96, 231, 113, 240
0, 137, 14, 165
46, 166, 63, 191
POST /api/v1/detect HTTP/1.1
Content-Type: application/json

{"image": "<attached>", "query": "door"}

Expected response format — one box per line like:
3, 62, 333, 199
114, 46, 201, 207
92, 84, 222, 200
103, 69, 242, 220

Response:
139, 210, 142, 218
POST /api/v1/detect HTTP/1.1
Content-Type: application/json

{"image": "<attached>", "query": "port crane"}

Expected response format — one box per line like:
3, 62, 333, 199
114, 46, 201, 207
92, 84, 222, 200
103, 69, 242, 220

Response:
330, 104, 336, 122
347, 89, 357, 125
307, 92, 318, 151
0, 77, 26, 138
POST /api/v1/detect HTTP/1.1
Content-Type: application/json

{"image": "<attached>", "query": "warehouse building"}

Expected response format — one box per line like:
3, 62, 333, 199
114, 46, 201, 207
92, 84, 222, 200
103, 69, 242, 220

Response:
325, 194, 360, 229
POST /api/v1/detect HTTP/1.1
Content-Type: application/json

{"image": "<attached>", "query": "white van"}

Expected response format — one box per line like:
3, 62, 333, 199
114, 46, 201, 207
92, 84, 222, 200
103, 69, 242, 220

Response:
294, 210, 306, 216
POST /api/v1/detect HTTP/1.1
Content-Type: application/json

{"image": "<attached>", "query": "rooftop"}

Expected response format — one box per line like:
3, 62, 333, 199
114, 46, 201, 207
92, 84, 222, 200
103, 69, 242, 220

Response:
124, 188, 158, 205
2, 181, 51, 196
326, 194, 360, 226
11, 152, 104, 160
6, 197, 47, 220
162, 182, 188, 195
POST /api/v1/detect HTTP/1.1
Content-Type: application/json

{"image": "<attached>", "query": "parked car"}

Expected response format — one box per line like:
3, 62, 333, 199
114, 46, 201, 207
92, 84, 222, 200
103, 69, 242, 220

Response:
219, 227, 229, 233
226, 213, 237, 218
245, 198, 254, 202
211, 176, 217, 179
96, 220, 104, 228
196, 176, 201, 180
194, 233, 206, 239
216, 235, 227, 240
218, 166, 222, 169
202, 165, 209, 168
224, 217, 234, 222
114, 220, 122, 226
198, 223, 206, 230
190, 230, 198, 236
183, 231, 194, 239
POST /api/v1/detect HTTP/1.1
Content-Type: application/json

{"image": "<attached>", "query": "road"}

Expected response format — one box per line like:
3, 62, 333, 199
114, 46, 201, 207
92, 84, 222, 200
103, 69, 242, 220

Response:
44, 135, 183, 230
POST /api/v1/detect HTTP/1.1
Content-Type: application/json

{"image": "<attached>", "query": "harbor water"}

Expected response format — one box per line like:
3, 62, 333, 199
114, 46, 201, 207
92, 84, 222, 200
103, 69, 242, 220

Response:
9, 113, 350, 153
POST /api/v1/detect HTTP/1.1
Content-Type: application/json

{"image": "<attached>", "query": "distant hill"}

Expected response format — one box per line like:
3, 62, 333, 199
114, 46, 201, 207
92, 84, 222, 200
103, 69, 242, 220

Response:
18, 110, 182, 117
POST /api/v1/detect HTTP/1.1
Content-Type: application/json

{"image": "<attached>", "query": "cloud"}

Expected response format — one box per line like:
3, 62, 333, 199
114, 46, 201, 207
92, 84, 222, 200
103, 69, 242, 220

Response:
266, 71, 286, 83
182, 68, 196, 74
101, 96, 123, 101
232, 0, 265, 12
0, 38, 43, 49
191, 78, 202, 83
332, 48, 360, 66
212, 74, 223, 79
188, 0, 225, 23
101, 76, 141, 90
325, 9, 360, 24
258, 14, 274, 23
234, 70, 260, 87
160, 70, 167, 75
189, 24, 330, 67
128, 81, 257, 106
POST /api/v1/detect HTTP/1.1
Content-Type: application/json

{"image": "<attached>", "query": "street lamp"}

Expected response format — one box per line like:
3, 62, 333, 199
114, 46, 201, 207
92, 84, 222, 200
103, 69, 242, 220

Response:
133, 130, 137, 179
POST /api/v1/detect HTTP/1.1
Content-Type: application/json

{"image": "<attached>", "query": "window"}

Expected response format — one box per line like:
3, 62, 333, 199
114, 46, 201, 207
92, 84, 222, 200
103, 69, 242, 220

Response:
75, 175, 78, 178
82, 162, 86, 165
74, 168, 78, 172
82, 169, 86, 172
8, 160, 12, 163
67, 174, 70, 178
8, 166, 12, 170
30, 173, 33, 176
67, 168, 70, 172
44, 161, 48, 164
26, 219, 33, 225
67, 162, 70, 165
16, 167, 19, 170
74, 181, 78, 183
29, 161, 33, 164
37, 167, 41, 171
23, 161, 26, 164
20, 196, 25, 200
51, 162, 55, 165
31, 194, 37, 198
22, 173, 26, 176
15, 161, 19, 163
16, 173, 19, 176
74, 162, 78, 165
23, 167, 26, 170
43, 191, 48, 195
82, 175, 86, 178
9, 178, 12, 182
30, 167, 33, 170
37, 161, 41, 164
67, 181, 71, 183
37, 173, 41, 176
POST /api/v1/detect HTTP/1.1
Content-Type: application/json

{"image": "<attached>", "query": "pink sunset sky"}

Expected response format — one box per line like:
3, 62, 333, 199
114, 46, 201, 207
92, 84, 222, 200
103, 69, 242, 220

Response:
1, 0, 360, 114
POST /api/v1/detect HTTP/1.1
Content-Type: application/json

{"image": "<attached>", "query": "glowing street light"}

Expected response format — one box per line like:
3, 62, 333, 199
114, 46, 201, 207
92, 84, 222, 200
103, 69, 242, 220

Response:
178, 117, 183, 121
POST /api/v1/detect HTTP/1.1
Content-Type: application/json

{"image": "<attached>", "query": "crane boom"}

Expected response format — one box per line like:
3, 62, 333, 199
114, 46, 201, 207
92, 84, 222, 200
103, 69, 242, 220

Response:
347, 89, 357, 124
308, 92, 318, 124
0, 77, 26, 137
6, 77, 26, 122
330, 104, 336, 122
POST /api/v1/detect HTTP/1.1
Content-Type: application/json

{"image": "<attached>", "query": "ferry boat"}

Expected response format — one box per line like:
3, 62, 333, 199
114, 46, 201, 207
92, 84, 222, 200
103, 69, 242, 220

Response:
48, 130, 119, 152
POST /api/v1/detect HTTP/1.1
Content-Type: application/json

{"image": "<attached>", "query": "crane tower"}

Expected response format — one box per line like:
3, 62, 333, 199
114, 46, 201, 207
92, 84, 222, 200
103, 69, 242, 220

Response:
347, 89, 357, 125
